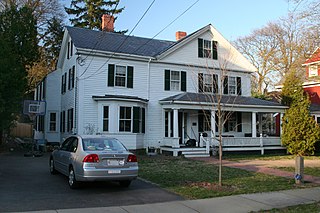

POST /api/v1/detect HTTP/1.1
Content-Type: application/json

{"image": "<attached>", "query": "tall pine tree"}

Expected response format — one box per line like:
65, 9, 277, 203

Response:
0, 4, 38, 142
281, 70, 320, 156
65, 0, 124, 30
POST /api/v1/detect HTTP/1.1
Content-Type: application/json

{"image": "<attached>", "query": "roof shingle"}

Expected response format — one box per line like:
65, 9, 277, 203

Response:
66, 26, 175, 57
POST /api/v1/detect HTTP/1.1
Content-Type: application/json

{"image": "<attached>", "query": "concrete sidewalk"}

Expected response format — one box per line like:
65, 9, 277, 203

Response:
21, 187, 320, 213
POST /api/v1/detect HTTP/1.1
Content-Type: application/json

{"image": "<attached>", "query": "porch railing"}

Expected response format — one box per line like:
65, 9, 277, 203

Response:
161, 137, 180, 148
200, 134, 284, 155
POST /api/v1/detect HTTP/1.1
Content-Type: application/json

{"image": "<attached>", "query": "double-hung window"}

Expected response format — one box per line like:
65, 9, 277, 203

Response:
198, 38, 218, 60
170, 71, 180, 91
164, 70, 186, 91
309, 65, 318, 77
204, 74, 213, 93
115, 65, 126, 87
119, 106, 131, 132
198, 73, 218, 93
108, 64, 134, 88
49, 113, 57, 132
103, 106, 109, 132
223, 76, 242, 95
228, 77, 236, 95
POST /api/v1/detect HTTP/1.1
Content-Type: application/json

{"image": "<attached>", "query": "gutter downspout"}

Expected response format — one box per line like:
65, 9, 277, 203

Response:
147, 58, 152, 152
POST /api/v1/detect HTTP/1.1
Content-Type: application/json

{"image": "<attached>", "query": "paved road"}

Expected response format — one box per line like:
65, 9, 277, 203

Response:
0, 151, 183, 212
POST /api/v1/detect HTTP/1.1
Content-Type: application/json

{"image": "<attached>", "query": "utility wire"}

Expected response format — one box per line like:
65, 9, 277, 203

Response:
79, 0, 200, 81
78, 1, 120, 78
79, 0, 155, 79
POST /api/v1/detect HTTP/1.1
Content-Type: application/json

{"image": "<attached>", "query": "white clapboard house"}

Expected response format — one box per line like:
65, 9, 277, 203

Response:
34, 16, 287, 156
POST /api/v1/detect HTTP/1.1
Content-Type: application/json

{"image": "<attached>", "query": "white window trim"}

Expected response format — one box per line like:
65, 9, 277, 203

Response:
115, 65, 127, 87
228, 76, 236, 95
48, 111, 58, 132
309, 65, 318, 77
119, 106, 132, 132
170, 70, 181, 91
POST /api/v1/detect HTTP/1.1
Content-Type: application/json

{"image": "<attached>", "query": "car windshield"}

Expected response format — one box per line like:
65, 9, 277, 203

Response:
82, 138, 127, 151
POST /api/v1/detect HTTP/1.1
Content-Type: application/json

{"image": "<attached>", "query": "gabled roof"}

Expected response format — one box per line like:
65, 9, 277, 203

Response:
66, 26, 175, 57
160, 92, 286, 108
303, 47, 320, 66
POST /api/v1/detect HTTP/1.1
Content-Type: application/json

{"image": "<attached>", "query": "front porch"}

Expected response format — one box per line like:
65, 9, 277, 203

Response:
158, 92, 288, 157
160, 134, 285, 157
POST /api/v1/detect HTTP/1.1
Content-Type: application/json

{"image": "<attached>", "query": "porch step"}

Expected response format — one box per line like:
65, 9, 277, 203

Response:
182, 149, 210, 158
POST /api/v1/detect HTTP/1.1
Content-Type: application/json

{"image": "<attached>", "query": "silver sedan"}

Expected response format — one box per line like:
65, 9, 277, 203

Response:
49, 135, 138, 189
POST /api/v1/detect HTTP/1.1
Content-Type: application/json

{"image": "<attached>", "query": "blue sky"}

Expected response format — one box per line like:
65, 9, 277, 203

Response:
61, 0, 292, 42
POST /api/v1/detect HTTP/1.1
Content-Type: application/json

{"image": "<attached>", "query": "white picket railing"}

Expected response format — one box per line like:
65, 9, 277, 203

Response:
199, 134, 284, 155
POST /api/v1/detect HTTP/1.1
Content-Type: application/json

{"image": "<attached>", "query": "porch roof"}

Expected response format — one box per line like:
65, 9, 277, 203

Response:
92, 94, 149, 104
159, 92, 287, 112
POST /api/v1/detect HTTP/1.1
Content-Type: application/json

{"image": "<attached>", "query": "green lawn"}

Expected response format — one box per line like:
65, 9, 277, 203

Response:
276, 167, 320, 177
137, 154, 312, 199
256, 202, 320, 212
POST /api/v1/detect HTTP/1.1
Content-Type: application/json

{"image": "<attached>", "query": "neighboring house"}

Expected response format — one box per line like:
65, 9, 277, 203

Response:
34, 16, 287, 153
34, 70, 61, 145
302, 47, 320, 122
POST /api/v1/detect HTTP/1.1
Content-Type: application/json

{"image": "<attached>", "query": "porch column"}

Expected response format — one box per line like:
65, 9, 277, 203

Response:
252, 112, 257, 138
211, 110, 215, 138
280, 113, 283, 135
173, 109, 179, 138
258, 113, 262, 135
168, 111, 171, 137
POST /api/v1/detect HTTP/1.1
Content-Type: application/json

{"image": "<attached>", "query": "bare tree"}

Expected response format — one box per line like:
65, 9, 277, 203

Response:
234, 12, 319, 95
195, 49, 244, 186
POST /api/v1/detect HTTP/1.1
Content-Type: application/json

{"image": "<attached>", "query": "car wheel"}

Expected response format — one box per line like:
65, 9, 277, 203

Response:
49, 157, 57, 174
119, 180, 131, 187
68, 167, 79, 189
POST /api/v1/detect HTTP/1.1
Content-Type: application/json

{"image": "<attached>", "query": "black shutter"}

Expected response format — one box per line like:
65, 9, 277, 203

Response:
64, 73, 67, 93
237, 112, 242, 132
198, 38, 203, 58
72, 66, 75, 88
198, 73, 203, 92
142, 108, 145, 133
67, 42, 70, 59
223, 76, 228, 95
237, 77, 242, 95
198, 111, 203, 132
215, 112, 218, 132
127, 66, 134, 88
68, 69, 71, 90
213, 74, 218, 93
224, 113, 229, 132
108, 64, 115, 87
164, 70, 170, 91
61, 75, 64, 94
212, 41, 218, 60
181, 71, 186, 91
133, 107, 140, 133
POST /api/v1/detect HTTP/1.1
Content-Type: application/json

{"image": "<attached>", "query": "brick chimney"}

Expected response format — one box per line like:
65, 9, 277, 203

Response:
176, 31, 187, 41
102, 14, 114, 32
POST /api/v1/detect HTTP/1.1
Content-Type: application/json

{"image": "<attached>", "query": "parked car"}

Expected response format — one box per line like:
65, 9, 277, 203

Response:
49, 135, 138, 189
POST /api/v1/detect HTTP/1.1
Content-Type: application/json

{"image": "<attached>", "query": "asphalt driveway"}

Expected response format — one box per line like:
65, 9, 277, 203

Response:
0, 151, 183, 212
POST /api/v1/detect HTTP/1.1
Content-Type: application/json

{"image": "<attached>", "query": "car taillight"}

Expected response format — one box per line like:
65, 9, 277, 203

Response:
127, 154, 137, 162
83, 154, 100, 163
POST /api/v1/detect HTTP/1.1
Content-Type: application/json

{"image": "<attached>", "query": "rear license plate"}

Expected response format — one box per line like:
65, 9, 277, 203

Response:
108, 170, 121, 174
107, 159, 124, 166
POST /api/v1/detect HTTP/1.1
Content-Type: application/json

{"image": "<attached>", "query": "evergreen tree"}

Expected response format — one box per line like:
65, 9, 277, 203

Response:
0, 4, 38, 142
281, 70, 320, 156
65, 0, 124, 30
43, 16, 64, 69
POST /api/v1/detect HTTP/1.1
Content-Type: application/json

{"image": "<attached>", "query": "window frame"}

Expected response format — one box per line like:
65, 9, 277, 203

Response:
49, 112, 57, 132
228, 76, 236, 95
119, 106, 132, 132
102, 106, 109, 132
309, 65, 318, 77
114, 65, 127, 87
170, 70, 181, 91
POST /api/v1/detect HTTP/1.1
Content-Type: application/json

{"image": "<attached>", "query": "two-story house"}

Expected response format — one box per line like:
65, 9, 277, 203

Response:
34, 16, 287, 154
302, 47, 320, 122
